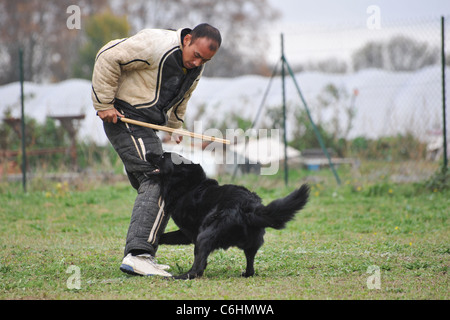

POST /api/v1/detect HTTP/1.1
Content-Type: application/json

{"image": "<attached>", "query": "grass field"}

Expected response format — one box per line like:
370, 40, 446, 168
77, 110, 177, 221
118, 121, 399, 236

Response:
0, 166, 448, 300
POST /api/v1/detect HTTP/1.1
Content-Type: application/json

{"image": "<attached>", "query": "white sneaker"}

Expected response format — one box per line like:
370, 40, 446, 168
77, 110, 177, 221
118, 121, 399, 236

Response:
120, 253, 172, 277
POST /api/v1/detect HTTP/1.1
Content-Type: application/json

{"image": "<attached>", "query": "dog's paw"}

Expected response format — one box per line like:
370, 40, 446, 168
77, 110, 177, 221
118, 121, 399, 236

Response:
173, 273, 198, 280
241, 271, 255, 278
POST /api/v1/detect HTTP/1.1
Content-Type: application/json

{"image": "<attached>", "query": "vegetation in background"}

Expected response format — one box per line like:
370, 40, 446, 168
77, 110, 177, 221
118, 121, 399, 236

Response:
72, 11, 130, 80
0, 116, 119, 174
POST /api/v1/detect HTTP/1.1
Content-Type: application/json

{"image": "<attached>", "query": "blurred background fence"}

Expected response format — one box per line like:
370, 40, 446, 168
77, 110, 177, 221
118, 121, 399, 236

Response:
0, 0, 448, 187
258, 16, 450, 183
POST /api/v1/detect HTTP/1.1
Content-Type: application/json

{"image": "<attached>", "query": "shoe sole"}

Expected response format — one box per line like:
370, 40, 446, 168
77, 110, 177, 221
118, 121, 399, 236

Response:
120, 264, 148, 276
120, 264, 171, 277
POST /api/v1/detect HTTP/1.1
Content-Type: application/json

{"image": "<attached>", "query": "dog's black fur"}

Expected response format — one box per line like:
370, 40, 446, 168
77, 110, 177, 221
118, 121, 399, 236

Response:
147, 152, 310, 280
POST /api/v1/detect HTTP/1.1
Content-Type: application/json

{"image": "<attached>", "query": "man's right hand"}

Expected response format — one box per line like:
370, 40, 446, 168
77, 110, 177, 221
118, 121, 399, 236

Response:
97, 109, 122, 123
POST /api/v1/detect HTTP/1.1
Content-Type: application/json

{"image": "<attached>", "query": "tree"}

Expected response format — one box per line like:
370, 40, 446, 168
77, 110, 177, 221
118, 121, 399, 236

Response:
0, 1, 67, 83
352, 36, 439, 72
117, 0, 280, 77
72, 11, 130, 79
0, 0, 110, 84
352, 42, 384, 71
386, 36, 439, 71
0, 0, 278, 83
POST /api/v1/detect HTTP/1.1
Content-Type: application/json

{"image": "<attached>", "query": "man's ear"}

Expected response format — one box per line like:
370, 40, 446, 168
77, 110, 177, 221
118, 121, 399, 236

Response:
183, 33, 192, 46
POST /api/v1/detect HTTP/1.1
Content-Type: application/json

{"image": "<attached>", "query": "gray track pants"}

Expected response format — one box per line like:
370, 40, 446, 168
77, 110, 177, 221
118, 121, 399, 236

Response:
103, 119, 170, 257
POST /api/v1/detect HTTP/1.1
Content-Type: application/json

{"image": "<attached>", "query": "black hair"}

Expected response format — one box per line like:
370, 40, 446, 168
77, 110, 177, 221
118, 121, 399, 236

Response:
190, 23, 222, 51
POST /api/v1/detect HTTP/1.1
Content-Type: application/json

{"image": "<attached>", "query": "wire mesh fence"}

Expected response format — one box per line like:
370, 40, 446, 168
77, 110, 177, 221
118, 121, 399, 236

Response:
1, 14, 449, 186
254, 15, 450, 184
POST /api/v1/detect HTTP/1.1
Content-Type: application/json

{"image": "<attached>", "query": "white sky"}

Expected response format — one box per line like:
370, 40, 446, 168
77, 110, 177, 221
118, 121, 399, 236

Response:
269, 0, 449, 25
266, 0, 450, 64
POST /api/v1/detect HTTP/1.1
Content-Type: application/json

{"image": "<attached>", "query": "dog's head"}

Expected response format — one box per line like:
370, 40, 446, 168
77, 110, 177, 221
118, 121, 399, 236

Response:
146, 151, 175, 176
146, 151, 206, 185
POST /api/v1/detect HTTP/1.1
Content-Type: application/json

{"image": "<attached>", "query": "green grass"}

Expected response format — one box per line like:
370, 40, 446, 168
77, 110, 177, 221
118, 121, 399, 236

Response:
0, 168, 449, 300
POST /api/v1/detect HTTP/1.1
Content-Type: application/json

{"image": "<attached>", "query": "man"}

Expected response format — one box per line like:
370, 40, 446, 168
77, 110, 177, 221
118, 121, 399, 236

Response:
92, 24, 221, 277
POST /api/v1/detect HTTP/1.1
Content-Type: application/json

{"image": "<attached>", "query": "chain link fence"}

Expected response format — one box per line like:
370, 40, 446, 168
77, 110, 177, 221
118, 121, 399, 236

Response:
255, 15, 450, 184
1, 14, 449, 186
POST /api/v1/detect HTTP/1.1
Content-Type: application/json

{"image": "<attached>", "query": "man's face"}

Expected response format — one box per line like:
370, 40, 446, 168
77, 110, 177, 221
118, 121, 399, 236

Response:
182, 34, 217, 69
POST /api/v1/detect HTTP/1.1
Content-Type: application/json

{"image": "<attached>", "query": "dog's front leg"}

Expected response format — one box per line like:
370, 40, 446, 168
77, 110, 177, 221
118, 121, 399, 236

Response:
242, 247, 258, 277
174, 236, 213, 280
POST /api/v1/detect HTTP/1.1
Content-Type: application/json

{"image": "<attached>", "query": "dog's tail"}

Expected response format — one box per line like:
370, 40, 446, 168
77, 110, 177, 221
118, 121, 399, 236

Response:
253, 184, 310, 230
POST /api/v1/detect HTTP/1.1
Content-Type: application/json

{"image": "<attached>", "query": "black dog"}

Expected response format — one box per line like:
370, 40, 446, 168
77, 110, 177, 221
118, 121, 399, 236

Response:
147, 152, 310, 280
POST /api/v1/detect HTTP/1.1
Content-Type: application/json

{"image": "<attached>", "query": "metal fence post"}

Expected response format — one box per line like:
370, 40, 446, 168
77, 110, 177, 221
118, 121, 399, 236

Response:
441, 16, 448, 173
19, 48, 27, 192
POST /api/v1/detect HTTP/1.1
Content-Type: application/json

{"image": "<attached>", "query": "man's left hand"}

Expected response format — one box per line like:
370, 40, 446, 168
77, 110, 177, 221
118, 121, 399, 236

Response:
172, 133, 183, 144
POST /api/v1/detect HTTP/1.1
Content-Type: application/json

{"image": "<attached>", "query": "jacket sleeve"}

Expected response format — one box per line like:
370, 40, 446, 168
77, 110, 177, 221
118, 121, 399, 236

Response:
91, 30, 156, 112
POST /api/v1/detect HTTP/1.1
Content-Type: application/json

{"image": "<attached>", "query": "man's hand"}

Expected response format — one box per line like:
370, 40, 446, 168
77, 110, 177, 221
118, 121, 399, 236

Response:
172, 133, 183, 144
97, 109, 122, 123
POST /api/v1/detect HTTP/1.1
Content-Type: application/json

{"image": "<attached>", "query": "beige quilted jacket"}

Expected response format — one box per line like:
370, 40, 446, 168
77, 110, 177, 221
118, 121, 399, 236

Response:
91, 28, 204, 129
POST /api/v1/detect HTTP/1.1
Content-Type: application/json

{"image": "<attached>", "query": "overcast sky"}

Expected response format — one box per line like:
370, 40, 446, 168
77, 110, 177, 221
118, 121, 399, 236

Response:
268, 0, 450, 25
265, 0, 450, 65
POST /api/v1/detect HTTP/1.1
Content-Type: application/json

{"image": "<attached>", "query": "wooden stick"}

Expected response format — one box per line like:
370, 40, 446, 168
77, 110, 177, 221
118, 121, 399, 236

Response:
119, 117, 230, 145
